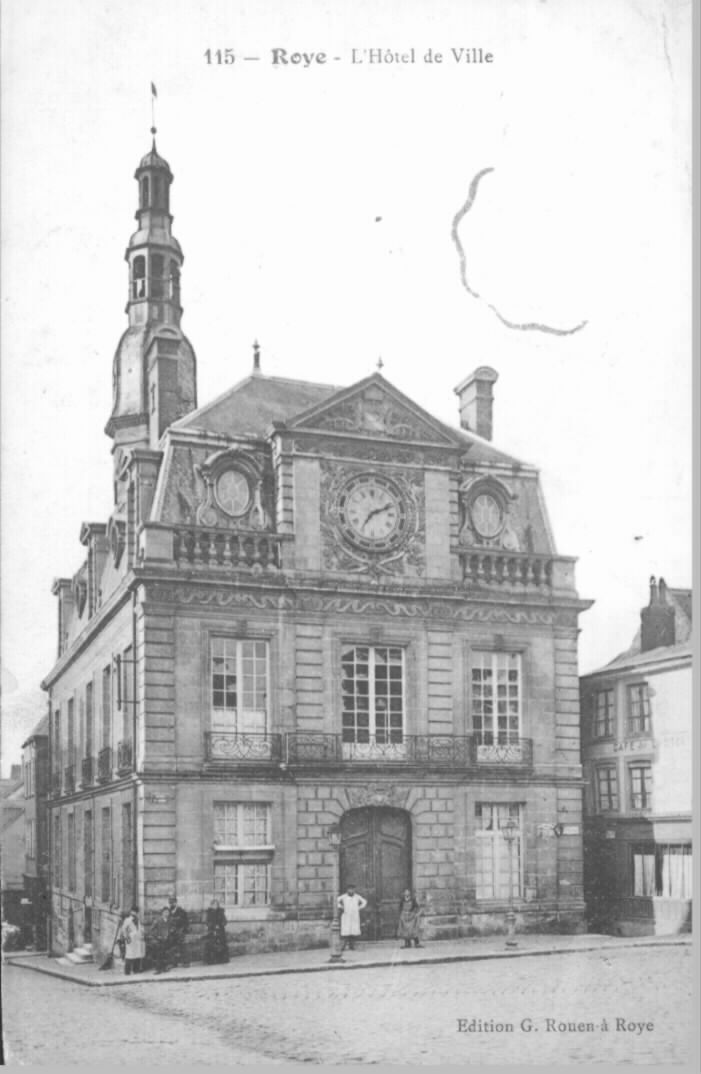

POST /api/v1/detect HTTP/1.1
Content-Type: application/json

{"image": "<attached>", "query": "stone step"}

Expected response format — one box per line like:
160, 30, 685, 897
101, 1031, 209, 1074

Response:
63, 945, 94, 964
425, 915, 459, 926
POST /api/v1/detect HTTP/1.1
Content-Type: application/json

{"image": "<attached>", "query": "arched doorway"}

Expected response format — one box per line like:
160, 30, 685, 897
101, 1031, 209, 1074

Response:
339, 807, 411, 940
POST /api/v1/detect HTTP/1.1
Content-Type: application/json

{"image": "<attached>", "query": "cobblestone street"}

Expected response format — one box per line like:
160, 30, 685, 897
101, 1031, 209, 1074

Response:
4, 945, 694, 1065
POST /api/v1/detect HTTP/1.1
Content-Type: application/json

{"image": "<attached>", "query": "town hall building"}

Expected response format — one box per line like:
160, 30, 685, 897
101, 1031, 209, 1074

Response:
43, 134, 592, 957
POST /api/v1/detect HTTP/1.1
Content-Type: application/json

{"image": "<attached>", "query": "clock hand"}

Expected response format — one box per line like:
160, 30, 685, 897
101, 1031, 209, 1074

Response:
362, 502, 393, 530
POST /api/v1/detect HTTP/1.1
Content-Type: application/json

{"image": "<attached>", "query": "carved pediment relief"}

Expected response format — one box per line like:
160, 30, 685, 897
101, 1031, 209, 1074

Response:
289, 377, 458, 447
193, 447, 272, 530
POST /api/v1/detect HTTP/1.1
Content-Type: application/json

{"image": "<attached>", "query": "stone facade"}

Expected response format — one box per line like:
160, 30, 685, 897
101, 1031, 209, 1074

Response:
580, 579, 692, 937
43, 137, 592, 959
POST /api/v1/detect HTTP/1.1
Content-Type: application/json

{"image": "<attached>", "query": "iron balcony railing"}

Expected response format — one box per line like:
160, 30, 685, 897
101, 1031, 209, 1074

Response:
63, 765, 75, 795
117, 740, 133, 774
205, 732, 283, 763
97, 746, 112, 783
283, 733, 533, 767
81, 756, 94, 787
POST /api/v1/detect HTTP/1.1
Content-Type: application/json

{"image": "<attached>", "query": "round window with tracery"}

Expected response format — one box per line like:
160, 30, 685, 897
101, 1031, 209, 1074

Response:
470, 493, 503, 538
215, 469, 251, 517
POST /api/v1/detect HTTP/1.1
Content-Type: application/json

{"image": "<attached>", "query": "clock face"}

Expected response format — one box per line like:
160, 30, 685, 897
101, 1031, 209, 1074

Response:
337, 473, 408, 551
470, 493, 503, 538
215, 469, 251, 517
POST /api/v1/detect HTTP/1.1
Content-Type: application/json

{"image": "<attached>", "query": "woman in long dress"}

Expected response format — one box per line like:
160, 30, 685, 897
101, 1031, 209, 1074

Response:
203, 900, 230, 964
397, 889, 423, 948
337, 884, 367, 951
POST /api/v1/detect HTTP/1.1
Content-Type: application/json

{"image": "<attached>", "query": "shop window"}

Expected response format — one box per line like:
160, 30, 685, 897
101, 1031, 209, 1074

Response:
632, 844, 692, 899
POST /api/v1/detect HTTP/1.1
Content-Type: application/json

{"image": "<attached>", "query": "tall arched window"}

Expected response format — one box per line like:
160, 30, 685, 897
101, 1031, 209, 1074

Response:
132, 255, 146, 299
140, 177, 150, 209
169, 261, 180, 302
153, 176, 162, 207
151, 254, 165, 299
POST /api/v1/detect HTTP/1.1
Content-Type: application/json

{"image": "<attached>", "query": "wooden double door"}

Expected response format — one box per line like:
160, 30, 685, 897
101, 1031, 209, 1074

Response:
339, 807, 411, 940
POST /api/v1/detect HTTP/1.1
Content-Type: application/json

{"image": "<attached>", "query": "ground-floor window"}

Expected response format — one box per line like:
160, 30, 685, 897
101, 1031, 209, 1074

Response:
67, 813, 76, 892
632, 844, 692, 899
474, 803, 523, 900
101, 807, 112, 904
213, 862, 271, 911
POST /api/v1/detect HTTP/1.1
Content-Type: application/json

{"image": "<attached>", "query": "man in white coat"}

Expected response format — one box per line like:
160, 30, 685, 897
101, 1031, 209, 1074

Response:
337, 884, 367, 951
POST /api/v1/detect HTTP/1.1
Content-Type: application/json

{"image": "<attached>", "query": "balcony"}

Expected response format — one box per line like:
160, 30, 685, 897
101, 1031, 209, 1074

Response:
472, 735, 533, 767
459, 549, 558, 592
139, 522, 287, 572
97, 746, 112, 783
283, 733, 533, 769
117, 740, 133, 774
81, 756, 94, 787
204, 732, 282, 764
63, 765, 75, 795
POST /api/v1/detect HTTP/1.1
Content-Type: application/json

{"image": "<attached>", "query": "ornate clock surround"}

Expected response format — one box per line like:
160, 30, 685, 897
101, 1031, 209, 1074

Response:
194, 448, 271, 530
324, 464, 421, 574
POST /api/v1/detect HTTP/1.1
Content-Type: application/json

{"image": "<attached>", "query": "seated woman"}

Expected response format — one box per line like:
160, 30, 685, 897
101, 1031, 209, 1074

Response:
203, 900, 230, 964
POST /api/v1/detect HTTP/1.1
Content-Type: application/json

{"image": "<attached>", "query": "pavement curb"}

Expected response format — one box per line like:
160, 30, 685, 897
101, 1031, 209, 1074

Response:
5, 936, 691, 989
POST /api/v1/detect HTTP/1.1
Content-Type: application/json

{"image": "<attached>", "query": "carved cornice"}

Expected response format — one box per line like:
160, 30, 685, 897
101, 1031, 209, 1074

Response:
143, 582, 559, 625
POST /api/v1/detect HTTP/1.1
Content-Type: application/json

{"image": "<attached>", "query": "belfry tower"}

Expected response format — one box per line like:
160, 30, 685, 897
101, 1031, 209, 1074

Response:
105, 132, 197, 469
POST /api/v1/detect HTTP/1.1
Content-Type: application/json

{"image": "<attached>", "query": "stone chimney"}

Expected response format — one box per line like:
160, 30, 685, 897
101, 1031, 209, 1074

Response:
640, 574, 676, 652
454, 367, 498, 441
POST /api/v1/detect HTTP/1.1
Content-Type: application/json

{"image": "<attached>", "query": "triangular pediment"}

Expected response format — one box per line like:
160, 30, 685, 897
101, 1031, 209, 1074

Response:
286, 373, 461, 447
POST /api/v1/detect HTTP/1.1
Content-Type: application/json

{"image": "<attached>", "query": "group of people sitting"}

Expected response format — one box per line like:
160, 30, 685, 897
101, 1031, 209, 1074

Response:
116, 895, 230, 975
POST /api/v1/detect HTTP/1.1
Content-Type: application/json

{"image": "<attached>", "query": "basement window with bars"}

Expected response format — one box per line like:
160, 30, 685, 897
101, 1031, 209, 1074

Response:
213, 802, 273, 914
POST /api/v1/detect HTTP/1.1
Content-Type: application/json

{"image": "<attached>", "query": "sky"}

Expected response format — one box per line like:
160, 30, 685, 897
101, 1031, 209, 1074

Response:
0, 0, 693, 771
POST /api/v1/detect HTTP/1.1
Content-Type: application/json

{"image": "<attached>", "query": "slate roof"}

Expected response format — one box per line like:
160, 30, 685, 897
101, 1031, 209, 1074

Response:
589, 639, 693, 677
174, 374, 340, 438
173, 372, 526, 466
21, 713, 49, 748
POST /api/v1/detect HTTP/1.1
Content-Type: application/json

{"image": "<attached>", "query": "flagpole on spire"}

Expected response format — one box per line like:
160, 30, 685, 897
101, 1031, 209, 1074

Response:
150, 82, 158, 145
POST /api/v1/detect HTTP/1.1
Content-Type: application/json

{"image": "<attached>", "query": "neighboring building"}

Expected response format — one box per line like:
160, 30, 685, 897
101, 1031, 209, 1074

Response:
1, 772, 26, 927
21, 715, 50, 947
43, 133, 592, 959
580, 577, 692, 936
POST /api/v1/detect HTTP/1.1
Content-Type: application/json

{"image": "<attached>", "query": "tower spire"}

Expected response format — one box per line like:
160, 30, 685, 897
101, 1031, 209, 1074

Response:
105, 133, 197, 459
